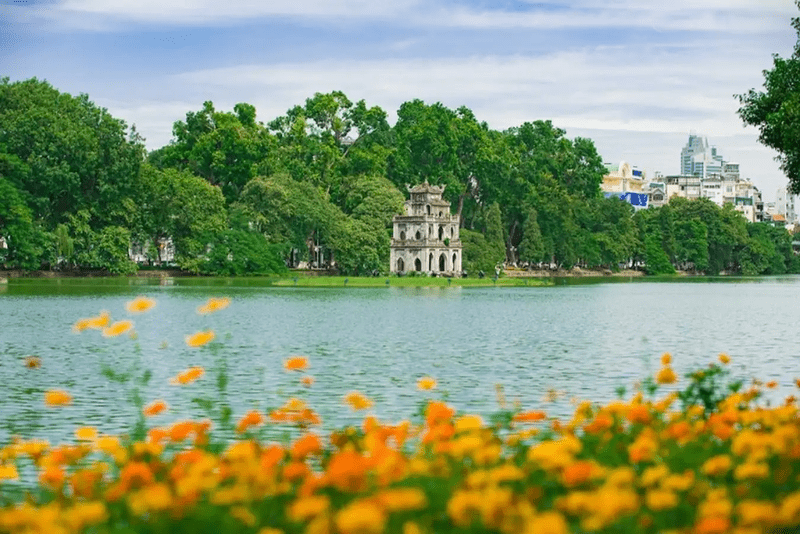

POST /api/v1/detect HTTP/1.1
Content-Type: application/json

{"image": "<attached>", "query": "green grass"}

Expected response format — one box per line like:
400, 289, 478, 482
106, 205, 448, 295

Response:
271, 275, 553, 288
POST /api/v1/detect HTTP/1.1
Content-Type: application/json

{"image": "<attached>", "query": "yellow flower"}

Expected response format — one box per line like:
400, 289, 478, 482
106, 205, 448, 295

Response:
125, 296, 155, 313
734, 462, 769, 480
230, 506, 256, 527
661, 353, 672, 365
44, 389, 72, 406
656, 366, 677, 384
0, 463, 18, 480
73, 311, 110, 332
288, 495, 329, 522
185, 330, 214, 347
417, 376, 437, 390
373, 488, 428, 512
75, 426, 98, 441
197, 297, 231, 314
529, 511, 569, 534
646, 489, 679, 511
301, 375, 315, 387
336, 500, 386, 534
719, 353, 731, 364
344, 391, 373, 411
127, 483, 172, 516
702, 455, 732, 476
102, 320, 134, 338
23, 356, 41, 368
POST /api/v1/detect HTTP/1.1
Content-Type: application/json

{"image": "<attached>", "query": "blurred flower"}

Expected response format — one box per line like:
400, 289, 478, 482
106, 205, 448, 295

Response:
656, 366, 677, 384
291, 433, 322, 460
102, 320, 133, 338
143, 400, 168, 417
766, 380, 778, 389
301, 375, 315, 387
336, 499, 386, 534
513, 410, 547, 423
284, 356, 308, 371
24, 356, 41, 368
719, 353, 731, 364
344, 391, 373, 411
45, 389, 72, 406
197, 297, 231, 314
236, 410, 265, 433
74, 427, 98, 441
661, 352, 672, 365
73, 311, 110, 332
170, 366, 205, 385
185, 330, 214, 347
0, 463, 18, 480
417, 376, 437, 390
125, 296, 155, 313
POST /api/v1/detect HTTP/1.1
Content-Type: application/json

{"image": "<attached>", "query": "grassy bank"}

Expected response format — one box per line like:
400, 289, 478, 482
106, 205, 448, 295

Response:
271, 275, 553, 288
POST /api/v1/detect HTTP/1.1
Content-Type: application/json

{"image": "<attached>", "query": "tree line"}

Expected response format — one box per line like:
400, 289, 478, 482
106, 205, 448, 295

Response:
0, 77, 797, 276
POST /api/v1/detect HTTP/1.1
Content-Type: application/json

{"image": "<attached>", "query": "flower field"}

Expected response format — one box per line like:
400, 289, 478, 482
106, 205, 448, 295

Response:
1, 297, 799, 534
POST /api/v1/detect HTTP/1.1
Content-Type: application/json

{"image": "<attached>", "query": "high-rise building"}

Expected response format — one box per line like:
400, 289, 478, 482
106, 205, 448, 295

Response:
680, 134, 724, 177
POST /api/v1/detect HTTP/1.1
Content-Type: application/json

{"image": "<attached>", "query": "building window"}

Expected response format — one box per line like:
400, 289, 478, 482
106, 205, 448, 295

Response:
439, 254, 446, 271
400, 231, 406, 240
415, 258, 422, 271
397, 258, 404, 272
415, 230, 421, 240
438, 226, 444, 240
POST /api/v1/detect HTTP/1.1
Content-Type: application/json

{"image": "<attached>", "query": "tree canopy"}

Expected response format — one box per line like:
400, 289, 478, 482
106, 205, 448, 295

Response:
737, 1, 800, 193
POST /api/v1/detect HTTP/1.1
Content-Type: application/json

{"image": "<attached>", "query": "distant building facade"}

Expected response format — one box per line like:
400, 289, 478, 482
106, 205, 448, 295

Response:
681, 134, 724, 177
390, 183, 462, 275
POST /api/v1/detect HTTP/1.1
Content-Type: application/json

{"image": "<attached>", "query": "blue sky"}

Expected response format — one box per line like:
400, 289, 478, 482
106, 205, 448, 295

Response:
3, 0, 798, 201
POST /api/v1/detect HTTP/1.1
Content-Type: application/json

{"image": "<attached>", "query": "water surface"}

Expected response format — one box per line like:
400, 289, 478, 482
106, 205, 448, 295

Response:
1, 276, 798, 445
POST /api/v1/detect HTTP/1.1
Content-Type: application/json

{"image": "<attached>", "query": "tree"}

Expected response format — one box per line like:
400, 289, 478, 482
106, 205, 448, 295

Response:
518, 207, 544, 265
737, 2, 800, 193
0, 77, 144, 228
132, 164, 227, 268
157, 101, 275, 202
0, 177, 50, 270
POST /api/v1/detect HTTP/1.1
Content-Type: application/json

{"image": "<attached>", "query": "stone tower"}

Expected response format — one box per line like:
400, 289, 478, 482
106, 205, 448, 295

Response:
390, 183, 462, 275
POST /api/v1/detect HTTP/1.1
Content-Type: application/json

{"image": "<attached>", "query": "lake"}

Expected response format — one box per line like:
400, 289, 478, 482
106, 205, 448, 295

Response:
0, 276, 798, 446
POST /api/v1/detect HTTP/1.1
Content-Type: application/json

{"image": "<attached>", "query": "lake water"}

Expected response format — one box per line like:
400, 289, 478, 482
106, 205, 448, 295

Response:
1, 276, 799, 446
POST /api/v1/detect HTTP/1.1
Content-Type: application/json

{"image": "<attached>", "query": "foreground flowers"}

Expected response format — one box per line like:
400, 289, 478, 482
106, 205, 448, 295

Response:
5, 304, 800, 534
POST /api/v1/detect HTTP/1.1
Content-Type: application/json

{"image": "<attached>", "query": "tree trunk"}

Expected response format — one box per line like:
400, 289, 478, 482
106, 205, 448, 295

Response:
506, 220, 519, 263
457, 193, 465, 220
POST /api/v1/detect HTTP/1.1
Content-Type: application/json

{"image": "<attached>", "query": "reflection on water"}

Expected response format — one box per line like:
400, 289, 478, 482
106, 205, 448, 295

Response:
0, 276, 798, 445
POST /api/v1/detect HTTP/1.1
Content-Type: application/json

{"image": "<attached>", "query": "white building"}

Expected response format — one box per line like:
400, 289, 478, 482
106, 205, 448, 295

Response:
776, 186, 799, 225
390, 183, 462, 275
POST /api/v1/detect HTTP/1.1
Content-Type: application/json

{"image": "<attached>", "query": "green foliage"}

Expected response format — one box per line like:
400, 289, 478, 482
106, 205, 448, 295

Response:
198, 229, 288, 276
61, 211, 137, 274
677, 363, 744, 416
644, 231, 675, 275
461, 229, 503, 275
0, 77, 144, 228
518, 207, 544, 264
737, 3, 800, 193
0, 177, 50, 270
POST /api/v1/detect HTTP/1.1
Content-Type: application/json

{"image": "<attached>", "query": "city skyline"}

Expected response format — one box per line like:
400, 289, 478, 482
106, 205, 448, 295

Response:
3, 1, 797, 201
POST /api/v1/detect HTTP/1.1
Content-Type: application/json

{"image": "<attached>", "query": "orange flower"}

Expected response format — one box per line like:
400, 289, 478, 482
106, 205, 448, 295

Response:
417, 376, 437, 390
284, 356, 309, 371
236, 410, 265, 433
170, 366, 205, 385
656, 366, 677, 384
719, 353, 731, 364
125, 296, 156, 313
73, 311, 110, 332
344, 391, 373, 411
425, 401, 455, 426
301, 376, 315, 387
291, 433, 323, 460
143, 400, 168, 417
197, 297, 231, 314
660, 352, 672, 365
185, 330, 214, 347
766, 380, 778, 389
512, 410, 547, 423
45, 389, 72, 406
24, 355, 41, 368
102, 320, 134, 338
